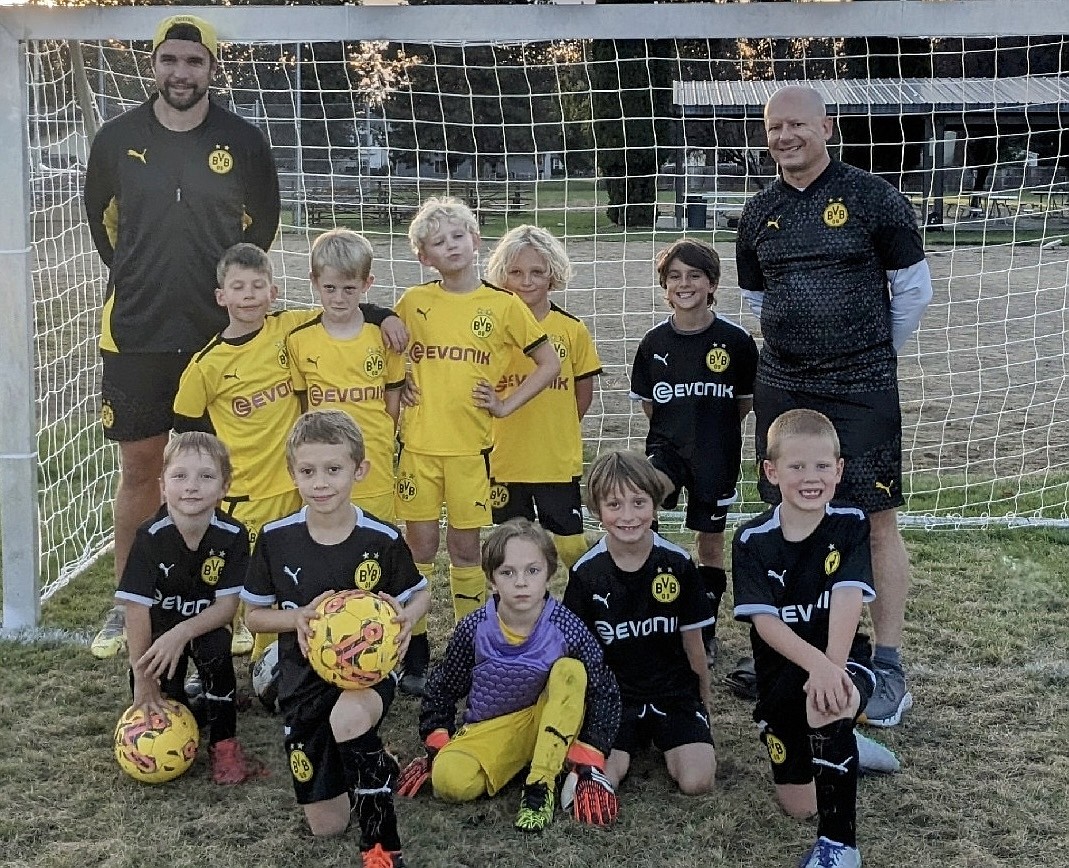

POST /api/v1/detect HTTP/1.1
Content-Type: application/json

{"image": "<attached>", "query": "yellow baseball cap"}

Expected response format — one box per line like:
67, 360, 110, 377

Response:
152, 14, 218, 59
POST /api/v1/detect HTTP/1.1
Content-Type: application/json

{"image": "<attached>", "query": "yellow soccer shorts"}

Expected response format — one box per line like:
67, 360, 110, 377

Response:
395, 450, 491, 529
222, 489, 303, 550
353, 488, 397, 525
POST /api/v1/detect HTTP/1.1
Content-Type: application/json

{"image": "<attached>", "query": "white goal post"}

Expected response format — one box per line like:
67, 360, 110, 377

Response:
3, 1, 1069, 631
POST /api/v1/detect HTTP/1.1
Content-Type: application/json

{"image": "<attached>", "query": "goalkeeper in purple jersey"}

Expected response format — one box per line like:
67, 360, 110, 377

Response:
397, 519, 621, 832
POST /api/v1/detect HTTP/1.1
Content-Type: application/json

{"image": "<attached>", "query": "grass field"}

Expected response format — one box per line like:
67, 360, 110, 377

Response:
2, 526, 1067, 868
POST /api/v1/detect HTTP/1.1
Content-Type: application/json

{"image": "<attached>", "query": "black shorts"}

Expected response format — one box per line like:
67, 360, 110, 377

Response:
100, 350, 193, 442
613, 696, 715, 756
489, 479, 584, 536
754, 383, 904, 513
283, 674, 396, 805
754, 645, 876, 786
646, 448, 732, 534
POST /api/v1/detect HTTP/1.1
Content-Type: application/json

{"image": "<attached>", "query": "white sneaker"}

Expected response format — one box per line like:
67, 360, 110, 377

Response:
797, 836, 862, 868
855, 729, 901, 775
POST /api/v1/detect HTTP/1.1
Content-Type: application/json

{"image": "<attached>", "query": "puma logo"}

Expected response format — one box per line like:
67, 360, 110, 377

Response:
767, 569, 786, 587
416, 307, 430, 319
283, 565, 301, 585
305, 357, 319, 368
127, 148, 147, 164
454, 592, 482, 602
653, 352, 669, 366
543, 725, 573, 748
592, 592, 611, 608
766, 216, 781, 230
874, 480, 893, 497
223, 371, 239, 381
475, 500, 487, 510
159, 563, 175, 578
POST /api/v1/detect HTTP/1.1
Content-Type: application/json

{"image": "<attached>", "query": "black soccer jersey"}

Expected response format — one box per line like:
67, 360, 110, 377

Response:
563, 534, 713, 705
732, 504, 875, 692
242, 506, 429, 711
735, 159, 925, 394
84, 95, 280, 354
629, 314, 757, 489
116, 505, 248, 636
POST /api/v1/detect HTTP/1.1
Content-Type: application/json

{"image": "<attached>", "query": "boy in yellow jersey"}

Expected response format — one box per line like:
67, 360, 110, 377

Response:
485, 225, 602, 572
287, 229, 405, 522
395, 197, 561, 696
173, 243, 404, 658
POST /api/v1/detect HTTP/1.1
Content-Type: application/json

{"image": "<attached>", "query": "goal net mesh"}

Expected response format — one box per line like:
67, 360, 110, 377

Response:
24, 20, 1069, 600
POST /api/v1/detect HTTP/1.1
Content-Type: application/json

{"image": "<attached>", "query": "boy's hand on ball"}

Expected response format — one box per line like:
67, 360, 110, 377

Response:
139, 623, 194, 681
296, 589, 335, 656
379, 592, 412, 659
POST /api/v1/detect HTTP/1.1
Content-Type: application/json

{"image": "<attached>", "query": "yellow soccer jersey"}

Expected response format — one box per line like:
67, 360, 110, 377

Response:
396, 280, 549, 456
174, 310, 316, 499
491, 303, 602, 483
286, 314, 405, 499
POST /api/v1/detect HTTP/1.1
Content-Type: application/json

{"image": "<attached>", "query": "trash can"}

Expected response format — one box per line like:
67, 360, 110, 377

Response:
685, 195, 707, 230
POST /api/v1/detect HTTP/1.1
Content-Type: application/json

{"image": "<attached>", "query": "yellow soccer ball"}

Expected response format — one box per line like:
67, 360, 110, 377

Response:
307, 589, 401, 689
114, 699, 199, 784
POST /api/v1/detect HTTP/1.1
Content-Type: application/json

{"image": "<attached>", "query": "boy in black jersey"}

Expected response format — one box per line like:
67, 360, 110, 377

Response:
732, 409, 876, 868
630, 239, 757, 666
116, 432, 264, 784
243, 410, 429, 868
563, 450, 716, 795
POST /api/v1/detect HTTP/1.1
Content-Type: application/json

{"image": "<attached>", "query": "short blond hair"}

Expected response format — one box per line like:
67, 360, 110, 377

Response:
485, 225, 571, 291
310, 229, 374, 281
481, 518, 559, 583
766, 408, 840, 461
217, 242, 272, 287
585, 449, 670, 515
408, 196, 479, 254
286, 410, 365, 470
163, 432, 232, 488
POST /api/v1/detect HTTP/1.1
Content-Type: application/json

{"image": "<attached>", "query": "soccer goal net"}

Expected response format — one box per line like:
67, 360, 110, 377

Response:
3, 2, 1068, 628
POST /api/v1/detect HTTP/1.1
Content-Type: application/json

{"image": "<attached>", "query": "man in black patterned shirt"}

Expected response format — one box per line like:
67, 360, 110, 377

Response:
736, 85, 932, 727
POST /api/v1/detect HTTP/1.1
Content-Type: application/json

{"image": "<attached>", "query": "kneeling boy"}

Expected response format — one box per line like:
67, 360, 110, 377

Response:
732, 408, 876, 868
243, 410, 429, 868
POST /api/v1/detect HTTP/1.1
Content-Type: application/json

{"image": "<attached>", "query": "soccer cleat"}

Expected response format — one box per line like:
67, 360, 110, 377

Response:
797, 836, 862, 868
398, 673, 427, 697
723, 656, 758, 701
361, 843, 406, 868
90, 606, 127, 659
210, 737, 268, 785
231, 621, 254, 657
855, 729, 900, 775
399, 633, 429, 697
514, 780, 555, 833
704, 635, 719, 668
861, 664, 914, 728
184, 671, 208, 728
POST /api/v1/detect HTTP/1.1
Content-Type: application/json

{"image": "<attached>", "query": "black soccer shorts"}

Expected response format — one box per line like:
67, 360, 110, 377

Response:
613, 695, 715, 757
754, 383, 905, 513
283, 674, 396, 805
753, 652, 876, 786
100, 350, 193, 442
489, 478, 584, 536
